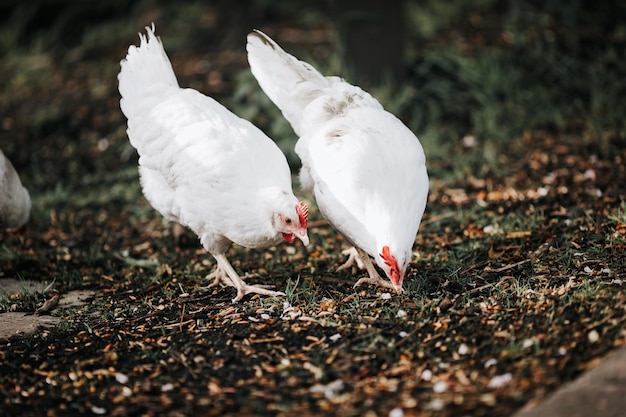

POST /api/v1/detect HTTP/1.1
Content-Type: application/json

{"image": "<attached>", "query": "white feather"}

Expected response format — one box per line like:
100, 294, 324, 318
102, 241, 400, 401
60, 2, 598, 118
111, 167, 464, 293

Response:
246, 31, 352, 136
247, 30, 428, 289
0, 149, 31, 231
118, 26, 307, 301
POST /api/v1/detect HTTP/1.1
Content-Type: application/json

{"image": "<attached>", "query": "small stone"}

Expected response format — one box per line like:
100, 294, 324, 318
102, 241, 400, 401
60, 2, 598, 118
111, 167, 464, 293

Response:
389, 407, 404, 417
433, 381, 447, 393
484, 358, 498, 368
488, 373, 512, 389
329, 333, 342, 342
115, 373, 129, 384
426, 399, 444, 411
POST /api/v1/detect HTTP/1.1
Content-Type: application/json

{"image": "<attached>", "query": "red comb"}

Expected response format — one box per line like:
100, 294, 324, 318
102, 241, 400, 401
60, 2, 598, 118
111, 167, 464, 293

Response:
380, 246, 398, 270
381, 245, 403, 286
296, 201, 308, 228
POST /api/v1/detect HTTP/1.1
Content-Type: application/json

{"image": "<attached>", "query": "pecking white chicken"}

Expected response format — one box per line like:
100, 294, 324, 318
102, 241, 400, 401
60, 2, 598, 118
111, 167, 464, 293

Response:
247, 30, 428, 295
0, 149, 31, 233
118, 25, 309, 302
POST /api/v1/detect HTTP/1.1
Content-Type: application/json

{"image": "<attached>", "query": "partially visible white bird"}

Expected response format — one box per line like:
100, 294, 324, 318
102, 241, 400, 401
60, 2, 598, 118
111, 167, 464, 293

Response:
247, 30, 428, 295
118, 25, 309, 302
0, 149, 31, 233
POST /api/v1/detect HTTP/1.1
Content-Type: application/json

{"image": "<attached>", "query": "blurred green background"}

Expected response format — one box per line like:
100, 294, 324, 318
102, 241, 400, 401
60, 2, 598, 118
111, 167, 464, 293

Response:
0, 0, 624, 201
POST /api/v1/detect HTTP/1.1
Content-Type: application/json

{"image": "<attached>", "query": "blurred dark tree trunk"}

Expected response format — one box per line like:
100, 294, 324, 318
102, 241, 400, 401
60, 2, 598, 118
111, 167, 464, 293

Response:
333, 0, 405, 87
0, 0, 134, 53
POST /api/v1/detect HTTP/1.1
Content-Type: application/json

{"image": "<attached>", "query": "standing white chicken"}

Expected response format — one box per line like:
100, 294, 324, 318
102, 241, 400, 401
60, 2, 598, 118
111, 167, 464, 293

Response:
118, 25, 309, 302
246, 31, 428, 295
0, 149, 31, 233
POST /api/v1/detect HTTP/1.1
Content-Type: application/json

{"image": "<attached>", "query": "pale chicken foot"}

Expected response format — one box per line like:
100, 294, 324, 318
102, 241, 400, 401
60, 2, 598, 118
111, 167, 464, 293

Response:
205, 269, 259, 288
336, 246, 365, 271
210, 253, 285, 302
205, 267, 234, 288
349, 248, 403, 294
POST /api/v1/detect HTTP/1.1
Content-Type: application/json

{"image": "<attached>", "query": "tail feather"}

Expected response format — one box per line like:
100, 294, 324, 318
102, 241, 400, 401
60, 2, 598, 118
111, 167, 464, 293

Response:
246, 30, 335, 136
118, 24, 179, 121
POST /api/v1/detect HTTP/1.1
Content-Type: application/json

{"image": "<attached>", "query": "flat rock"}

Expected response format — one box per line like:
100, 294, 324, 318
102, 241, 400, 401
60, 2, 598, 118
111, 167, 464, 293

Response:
514, 345, 626, 417
0, 312, 60, 339
0, 278, 97, 340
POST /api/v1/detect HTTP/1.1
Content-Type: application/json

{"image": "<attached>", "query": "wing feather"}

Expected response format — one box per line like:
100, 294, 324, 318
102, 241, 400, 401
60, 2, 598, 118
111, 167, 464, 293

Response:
297, 107, 427, 257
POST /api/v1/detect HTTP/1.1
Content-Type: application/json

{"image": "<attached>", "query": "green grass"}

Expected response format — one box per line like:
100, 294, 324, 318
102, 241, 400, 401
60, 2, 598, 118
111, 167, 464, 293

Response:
608, 200, 626, 225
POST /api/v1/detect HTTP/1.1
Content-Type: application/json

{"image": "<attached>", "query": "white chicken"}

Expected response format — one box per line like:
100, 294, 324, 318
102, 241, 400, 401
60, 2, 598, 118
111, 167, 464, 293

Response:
118, 25, 309, 302
247, 30, 428, 295
0, 149, 31, 232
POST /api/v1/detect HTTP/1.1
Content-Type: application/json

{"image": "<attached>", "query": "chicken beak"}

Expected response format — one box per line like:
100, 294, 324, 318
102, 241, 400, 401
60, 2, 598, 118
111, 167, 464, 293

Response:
390, 269, 404, 295
392, 282, 404, 295
296, 229, 310, 246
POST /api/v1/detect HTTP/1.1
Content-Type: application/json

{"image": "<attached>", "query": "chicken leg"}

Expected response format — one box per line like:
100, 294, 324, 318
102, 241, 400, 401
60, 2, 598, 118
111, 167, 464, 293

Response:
340, 247, 403, 294
337, 247, 365, 271
207, 253, 285, 302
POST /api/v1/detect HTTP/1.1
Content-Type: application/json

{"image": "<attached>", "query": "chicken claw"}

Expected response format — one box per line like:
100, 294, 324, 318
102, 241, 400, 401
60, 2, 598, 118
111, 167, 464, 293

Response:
337, 247, 365, 271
